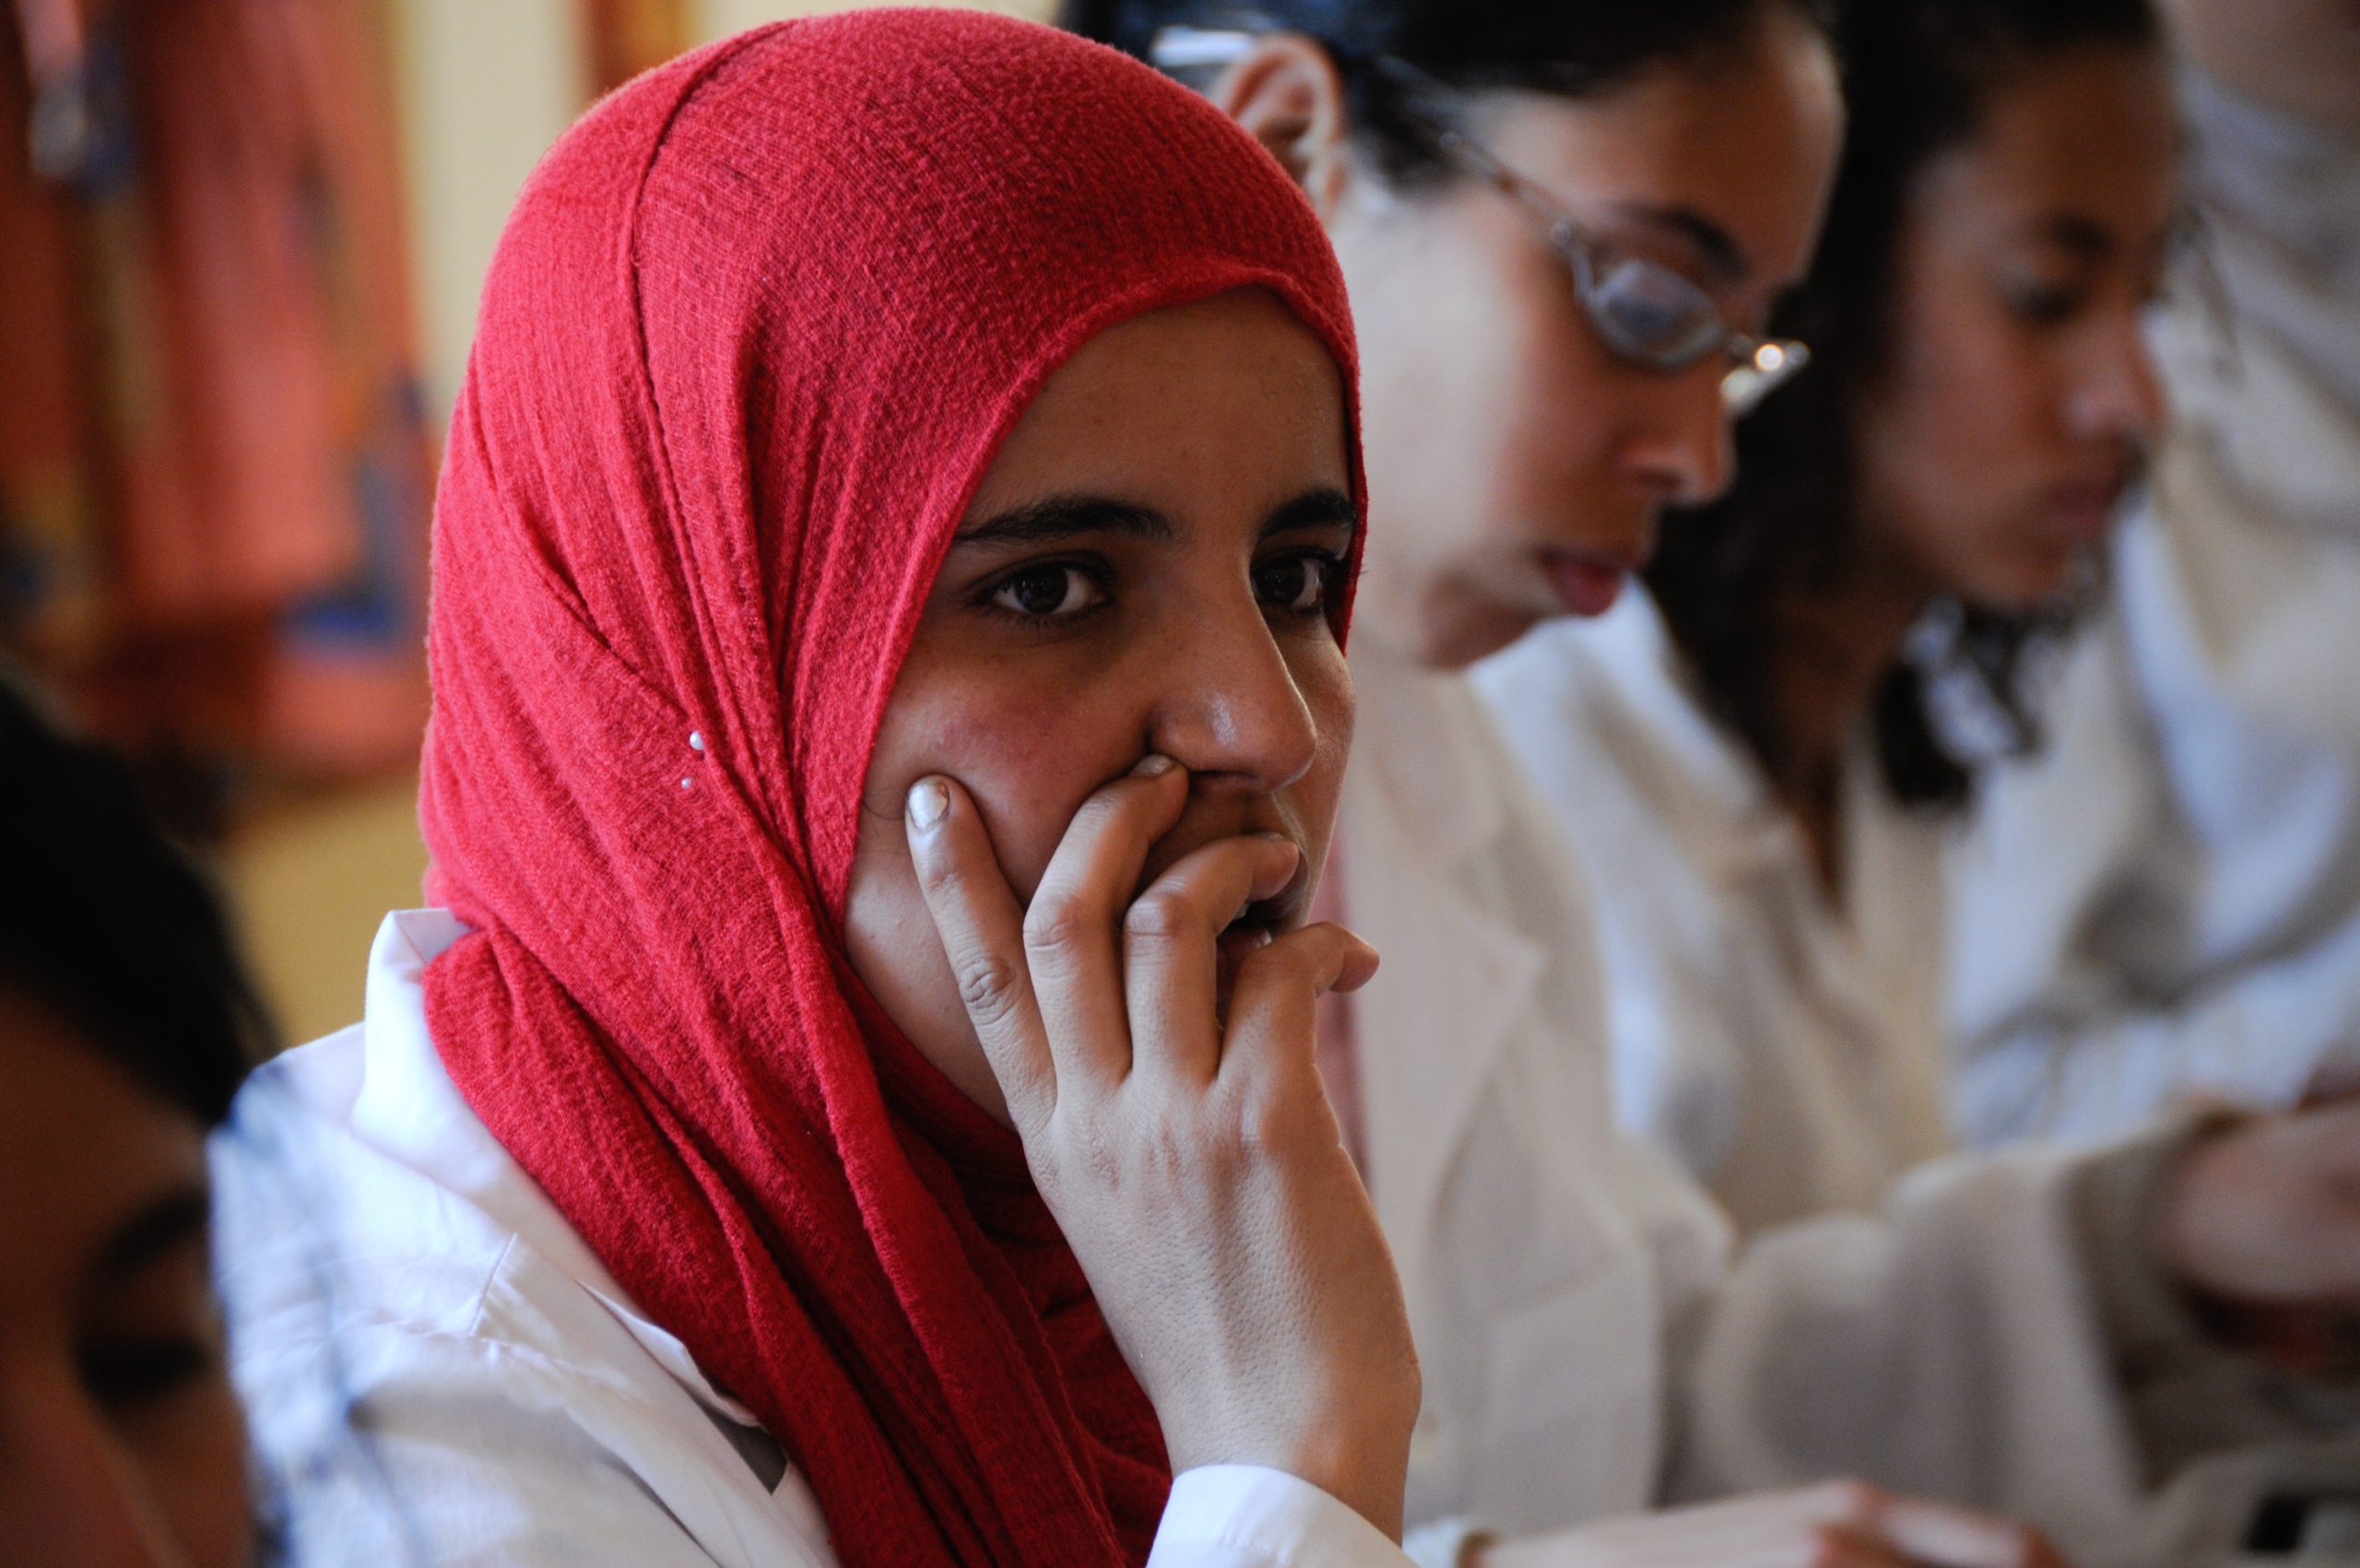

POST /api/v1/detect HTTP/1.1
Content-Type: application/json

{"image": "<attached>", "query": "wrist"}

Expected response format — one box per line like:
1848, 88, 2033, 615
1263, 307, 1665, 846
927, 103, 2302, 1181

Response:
1165, 1415, 1411, 1543
1404, 1515, 1500, 1568
2149, 1108, 2252, 1301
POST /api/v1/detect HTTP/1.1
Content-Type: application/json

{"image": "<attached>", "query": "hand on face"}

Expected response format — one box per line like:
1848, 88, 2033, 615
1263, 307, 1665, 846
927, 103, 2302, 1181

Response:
2154, 1101, 2360, 1372
843, 289, 1357, 1120
1481, 1480, 2070, 1568
903, 760, 1419, 1540
840, 289, 1408, 1525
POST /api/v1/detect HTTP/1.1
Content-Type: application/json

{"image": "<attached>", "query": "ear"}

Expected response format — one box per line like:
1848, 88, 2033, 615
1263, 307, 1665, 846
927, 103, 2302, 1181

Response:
1208, 34, 1357, 219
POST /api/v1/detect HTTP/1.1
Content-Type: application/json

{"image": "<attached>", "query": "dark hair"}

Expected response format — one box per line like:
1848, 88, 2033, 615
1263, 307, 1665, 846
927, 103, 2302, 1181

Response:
1063, 0, 1837, 186
1644, 0, 2164, 810
0, 672, 270, 1125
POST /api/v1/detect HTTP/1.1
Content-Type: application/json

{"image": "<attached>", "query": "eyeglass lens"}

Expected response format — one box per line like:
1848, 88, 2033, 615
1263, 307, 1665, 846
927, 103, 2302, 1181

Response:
1587, 256, 1732, 371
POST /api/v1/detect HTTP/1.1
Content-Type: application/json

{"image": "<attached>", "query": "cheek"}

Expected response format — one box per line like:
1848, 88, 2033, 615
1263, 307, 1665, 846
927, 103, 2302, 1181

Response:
1292, 643, 1354, 844
1352, 226, 1600, 554
1871, 302, 2050, 543
137, 1377, 255, 1568
861, 660, 1146, 901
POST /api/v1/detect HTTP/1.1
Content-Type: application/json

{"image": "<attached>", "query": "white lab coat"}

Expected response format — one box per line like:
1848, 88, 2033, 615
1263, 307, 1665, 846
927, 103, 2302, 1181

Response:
1462, 591, 1955, 1234
1945, 69, 2360, 1147
1340, 631, 2312, 1567
210, 910, 1410, 1568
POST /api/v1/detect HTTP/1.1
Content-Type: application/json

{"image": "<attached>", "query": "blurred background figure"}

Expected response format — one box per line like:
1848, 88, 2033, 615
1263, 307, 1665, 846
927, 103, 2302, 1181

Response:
1947, 0, 2360, 1148
1083, 4, 2360, 1567
0, 0, 1042, 1050
0, 672, 269, 1567
0, 0, 433, 822
1477, 0, 2177, 1232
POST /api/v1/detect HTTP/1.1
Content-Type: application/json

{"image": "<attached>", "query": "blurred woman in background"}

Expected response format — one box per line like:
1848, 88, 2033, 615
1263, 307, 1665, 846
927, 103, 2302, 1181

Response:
0, 676, 268, 1566
1479, 0, 2177, 1233
1948, 0, 2360, 1146
1080, 2, 2360, 1563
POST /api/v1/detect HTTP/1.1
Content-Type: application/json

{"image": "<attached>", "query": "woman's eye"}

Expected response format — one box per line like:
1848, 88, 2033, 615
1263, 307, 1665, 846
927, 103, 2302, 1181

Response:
2003, 277, 2086, 327
78, 1336, 214, 1411
988, 563, 1105, 620
1255, 554, 1336, 617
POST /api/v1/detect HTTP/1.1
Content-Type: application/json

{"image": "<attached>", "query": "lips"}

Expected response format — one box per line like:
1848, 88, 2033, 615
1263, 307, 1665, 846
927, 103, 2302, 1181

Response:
2040, 474, 2132, 545
1540, 547, 1637, 618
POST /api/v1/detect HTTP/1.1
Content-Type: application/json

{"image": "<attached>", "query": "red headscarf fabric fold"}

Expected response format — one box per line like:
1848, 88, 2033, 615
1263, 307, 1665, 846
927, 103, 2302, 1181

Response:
416, 12, 1360, 1567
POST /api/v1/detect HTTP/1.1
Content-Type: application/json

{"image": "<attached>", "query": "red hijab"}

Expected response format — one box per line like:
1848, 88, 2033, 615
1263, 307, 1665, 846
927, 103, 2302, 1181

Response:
417, 12, 1359, 1566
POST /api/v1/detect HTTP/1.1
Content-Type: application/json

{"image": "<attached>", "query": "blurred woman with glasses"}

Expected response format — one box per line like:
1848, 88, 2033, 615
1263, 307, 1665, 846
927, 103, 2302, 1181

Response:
1482, 0, 2181, 1235
1075, 2, 2360, 1564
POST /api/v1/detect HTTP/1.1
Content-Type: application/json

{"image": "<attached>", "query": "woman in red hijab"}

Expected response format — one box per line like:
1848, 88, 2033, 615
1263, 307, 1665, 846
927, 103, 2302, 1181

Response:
212, 11, 1420, 1565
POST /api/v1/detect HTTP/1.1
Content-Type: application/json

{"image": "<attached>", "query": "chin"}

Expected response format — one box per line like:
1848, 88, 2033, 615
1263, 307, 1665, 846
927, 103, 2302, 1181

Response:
1447, 604, 1546, 671
1392, 591, 1534, 673
1964, 555, 2083, 615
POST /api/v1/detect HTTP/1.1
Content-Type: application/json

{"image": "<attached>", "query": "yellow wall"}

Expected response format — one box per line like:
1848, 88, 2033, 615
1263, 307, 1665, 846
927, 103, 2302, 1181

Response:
226, 776, 426, 1045
391, 0, 1056, 425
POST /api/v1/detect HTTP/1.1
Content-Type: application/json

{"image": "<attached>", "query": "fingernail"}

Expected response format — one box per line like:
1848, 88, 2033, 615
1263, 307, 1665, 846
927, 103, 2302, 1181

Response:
906, 778, 950, 833
1131, 753, 1177, 778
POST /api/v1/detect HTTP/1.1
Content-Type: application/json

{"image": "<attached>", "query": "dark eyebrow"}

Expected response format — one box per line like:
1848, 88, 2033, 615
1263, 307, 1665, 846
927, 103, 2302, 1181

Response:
89, 1184, 210, 1288
1607, 201, 1752, 287
954, 496, 1174, 548
1262, 487, 1357, 540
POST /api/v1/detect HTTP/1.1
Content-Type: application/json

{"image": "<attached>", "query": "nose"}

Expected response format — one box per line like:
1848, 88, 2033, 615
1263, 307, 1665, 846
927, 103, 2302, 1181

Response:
1613, 360, 1736, 509
2069, 304, 2167, 447
1142, 585, 1325, 798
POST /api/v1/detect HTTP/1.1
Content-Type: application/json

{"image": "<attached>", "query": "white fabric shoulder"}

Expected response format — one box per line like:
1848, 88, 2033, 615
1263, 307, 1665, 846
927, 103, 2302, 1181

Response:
1471, 596, 1954, 1232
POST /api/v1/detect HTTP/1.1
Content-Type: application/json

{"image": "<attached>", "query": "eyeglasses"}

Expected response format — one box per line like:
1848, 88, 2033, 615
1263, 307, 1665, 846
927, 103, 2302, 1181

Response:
1376, 60, 1812, 415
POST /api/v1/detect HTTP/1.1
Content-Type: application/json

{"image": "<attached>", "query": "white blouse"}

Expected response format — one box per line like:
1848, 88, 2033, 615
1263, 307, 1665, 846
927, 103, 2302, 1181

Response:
1467, 592, 1955, 1234
210, 909, 1410, 1567
1336, 633, 2337, 1568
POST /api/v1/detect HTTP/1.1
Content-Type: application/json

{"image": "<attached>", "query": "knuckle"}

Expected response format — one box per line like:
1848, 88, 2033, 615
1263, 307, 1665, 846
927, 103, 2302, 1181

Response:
1123, 889, 1194, 944
953, 950, 1025, 1027
1021, 896, 1092, 958
1224, 1072, 1312, 1159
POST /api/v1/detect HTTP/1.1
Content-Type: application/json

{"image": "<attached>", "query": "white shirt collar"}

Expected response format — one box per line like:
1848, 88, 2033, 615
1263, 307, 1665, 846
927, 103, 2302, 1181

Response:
350, 910, 763, 1427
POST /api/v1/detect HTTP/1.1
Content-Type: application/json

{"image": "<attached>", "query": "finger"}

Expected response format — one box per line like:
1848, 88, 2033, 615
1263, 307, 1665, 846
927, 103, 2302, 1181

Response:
1811, 1483, 2058, 1568
904, 774, 1055, 1136
1807, 1525, 1918, 1568
1217, 921, 1381, 1092
1121, 832, 1304, 1089
1021, 755, 1193, 1086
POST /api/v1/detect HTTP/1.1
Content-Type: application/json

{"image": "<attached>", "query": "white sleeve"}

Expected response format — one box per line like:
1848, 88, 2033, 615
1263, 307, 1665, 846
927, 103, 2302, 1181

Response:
1954, 905, 2360, 1146
1150, 1467, 1415, 1567
1662, 1148, 2154, 1566
1950, 602, 2360, 1144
